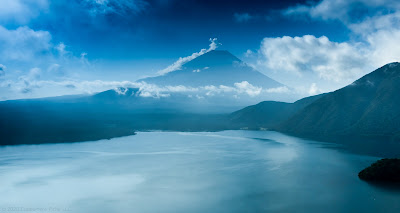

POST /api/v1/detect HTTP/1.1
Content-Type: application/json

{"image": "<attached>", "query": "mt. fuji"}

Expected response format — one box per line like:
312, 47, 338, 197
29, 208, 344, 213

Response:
139, 50, 284, 89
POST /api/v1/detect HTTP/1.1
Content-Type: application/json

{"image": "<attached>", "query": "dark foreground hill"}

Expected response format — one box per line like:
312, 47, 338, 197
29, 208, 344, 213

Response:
359, 158, 400, 182
230, 62, 400, 156
277, 63, 400, 143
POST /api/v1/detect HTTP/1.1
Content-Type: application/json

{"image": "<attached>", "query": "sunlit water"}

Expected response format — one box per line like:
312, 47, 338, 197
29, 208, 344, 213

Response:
0, 131, 399, 213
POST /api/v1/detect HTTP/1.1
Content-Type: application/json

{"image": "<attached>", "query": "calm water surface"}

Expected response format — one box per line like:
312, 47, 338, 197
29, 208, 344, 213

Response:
0, 131, 399, 213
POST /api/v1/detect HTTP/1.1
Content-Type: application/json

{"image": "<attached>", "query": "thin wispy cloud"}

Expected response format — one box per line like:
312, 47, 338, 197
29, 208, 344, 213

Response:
0, 77, 292, 101
0, 26, 52, 62
234, 13, 254, 23
0, 64, 6, 77
83, 0, 148, 16
158, 38, 220, 75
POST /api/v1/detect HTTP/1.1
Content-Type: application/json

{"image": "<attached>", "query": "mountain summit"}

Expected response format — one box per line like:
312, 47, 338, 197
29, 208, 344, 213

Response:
138, 50, 283, 88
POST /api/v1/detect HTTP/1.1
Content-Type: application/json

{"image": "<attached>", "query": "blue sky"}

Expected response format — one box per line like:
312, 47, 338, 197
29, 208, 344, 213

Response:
1, 0, 400, 100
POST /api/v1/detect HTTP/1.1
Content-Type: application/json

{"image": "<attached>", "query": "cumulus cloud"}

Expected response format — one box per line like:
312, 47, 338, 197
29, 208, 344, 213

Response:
259, 35, 367, 82
0, 0, 49, 24
256, 0, 400, 92
234, 13, 254, 23
0, 26, 52, 62
158, 38, 220, 75
234, 81, 262, 96
55, 42, 68, 57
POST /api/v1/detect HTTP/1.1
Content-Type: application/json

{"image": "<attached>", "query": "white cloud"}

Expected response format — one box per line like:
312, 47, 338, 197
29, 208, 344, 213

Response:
0, 0, 49, 24
365, 29, 400, 66
15, 67, 42, 93
164, 85, 198, 93
158, 38, 220, 75
0, 77, 294, 101
47, 63, 61, 73
0, 25, 92, 86
201, 81, 290, 97
265, 86, 290, 94
234, 13, 253, 23
80, 52, 90, 65
113, 87, 128, 95
27, 67, 41, 80
0, 26, 52, 62
284, 0, 400, 24
234, 81, 262, 97
55, 42, 68, 57
259, 35, 367, 82
244, 49, 254, 57
348, 11, 400, 36
308, 83, 321, 95
256, 0, 400, 93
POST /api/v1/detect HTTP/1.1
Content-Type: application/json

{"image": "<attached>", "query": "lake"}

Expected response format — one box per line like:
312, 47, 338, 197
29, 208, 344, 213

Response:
0, 131, 399, 213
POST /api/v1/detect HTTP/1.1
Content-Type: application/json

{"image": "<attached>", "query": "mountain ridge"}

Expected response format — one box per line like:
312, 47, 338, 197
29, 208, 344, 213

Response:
277, 62, 400, 139
229, 62, 400, 156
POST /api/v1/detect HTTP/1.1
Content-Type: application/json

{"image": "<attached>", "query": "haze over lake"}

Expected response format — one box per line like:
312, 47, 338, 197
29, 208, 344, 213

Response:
0, 131, 399, 213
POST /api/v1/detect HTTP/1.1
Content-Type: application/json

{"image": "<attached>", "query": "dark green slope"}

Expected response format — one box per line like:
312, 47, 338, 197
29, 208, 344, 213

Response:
0, 88, 215, 145
0, 90, 232, 145
277, 63, 400, 150
229, 94, 324, 129
358, 158, 400, 182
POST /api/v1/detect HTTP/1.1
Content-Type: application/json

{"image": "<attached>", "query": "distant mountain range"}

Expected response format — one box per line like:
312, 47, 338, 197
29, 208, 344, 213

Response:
229, 94, 325, 129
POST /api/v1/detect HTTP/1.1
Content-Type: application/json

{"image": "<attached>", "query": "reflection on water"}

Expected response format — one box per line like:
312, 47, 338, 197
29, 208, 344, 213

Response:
0, 130, 399, 213
363, 181, 400, 193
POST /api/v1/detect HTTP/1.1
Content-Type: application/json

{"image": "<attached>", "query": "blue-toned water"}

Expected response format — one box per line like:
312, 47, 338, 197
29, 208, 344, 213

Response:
0, 131, 399, 213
